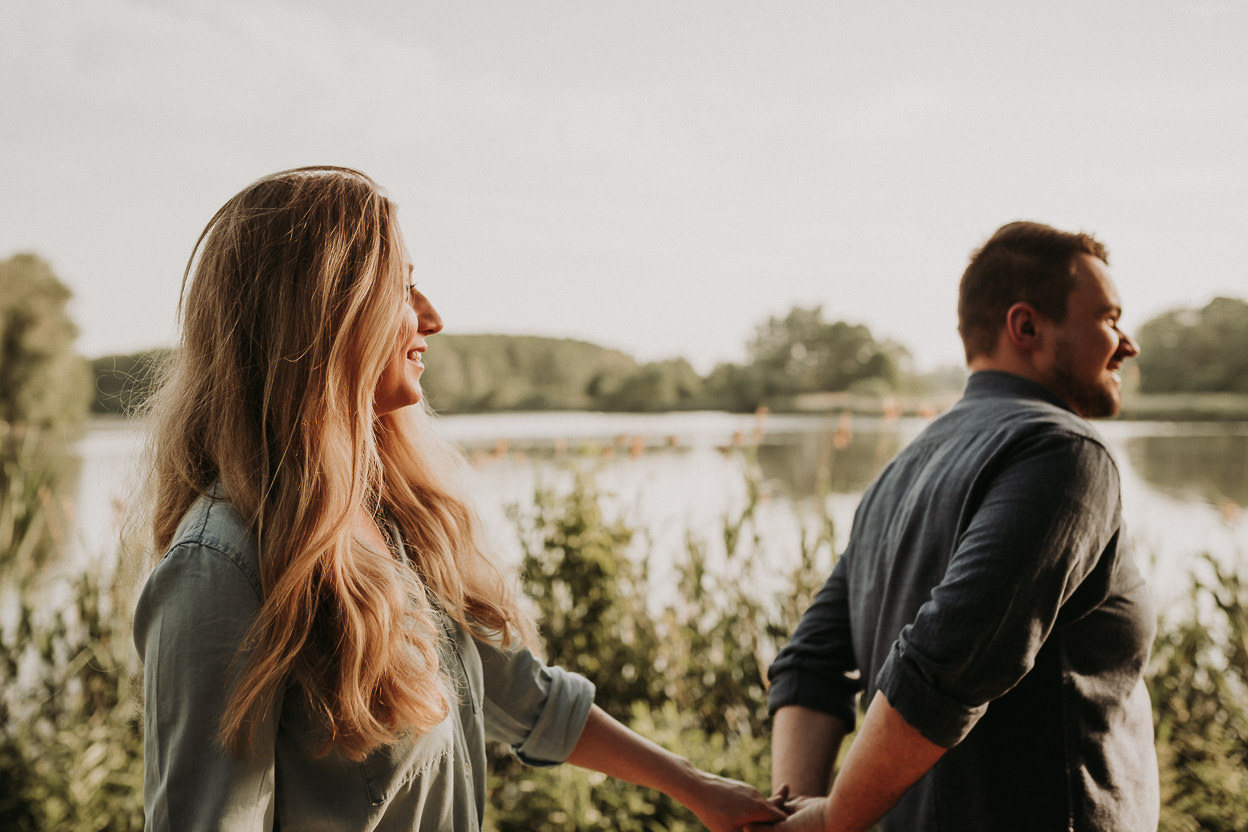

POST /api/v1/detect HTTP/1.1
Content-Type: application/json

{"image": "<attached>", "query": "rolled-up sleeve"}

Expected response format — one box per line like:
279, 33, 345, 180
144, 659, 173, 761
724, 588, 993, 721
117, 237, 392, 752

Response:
877, 432, 1120, 748
767, 555, 862, 729
476, 641, 596, 767
133, 540, 277, 832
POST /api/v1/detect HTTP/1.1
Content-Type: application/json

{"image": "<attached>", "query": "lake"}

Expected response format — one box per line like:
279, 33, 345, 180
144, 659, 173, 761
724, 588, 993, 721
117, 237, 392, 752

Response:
71, 410, 1248, 613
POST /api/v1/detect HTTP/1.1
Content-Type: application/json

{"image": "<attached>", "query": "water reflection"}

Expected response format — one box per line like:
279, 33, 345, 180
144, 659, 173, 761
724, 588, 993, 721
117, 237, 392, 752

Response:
1123, 432, 1248, 509
67, 414, 1248, 598
755, 423, 905, 499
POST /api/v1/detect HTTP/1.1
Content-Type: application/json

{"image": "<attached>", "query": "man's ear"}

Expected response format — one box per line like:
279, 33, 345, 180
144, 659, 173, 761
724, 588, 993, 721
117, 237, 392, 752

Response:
1004, 303, 1043, 352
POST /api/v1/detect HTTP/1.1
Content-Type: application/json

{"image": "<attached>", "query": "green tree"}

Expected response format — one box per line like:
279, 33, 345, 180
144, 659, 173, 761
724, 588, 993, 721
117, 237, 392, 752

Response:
702, 305, 909, 410
0, 253, 89, 427
590, 358, 704, 412
701, 361, 769, 412
418, 335, 637, 412
749, 306, 907, 396
1136, 297, 1248, 393
0, 253, 88, 578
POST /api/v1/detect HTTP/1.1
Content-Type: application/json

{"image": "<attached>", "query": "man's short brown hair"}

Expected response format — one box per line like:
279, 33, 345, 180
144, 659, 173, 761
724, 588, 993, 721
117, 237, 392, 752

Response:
957, 221, 1109, 361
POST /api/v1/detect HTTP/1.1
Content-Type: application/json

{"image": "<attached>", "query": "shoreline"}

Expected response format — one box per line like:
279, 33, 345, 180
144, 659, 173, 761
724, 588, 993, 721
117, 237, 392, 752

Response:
86, 390, 1248, 427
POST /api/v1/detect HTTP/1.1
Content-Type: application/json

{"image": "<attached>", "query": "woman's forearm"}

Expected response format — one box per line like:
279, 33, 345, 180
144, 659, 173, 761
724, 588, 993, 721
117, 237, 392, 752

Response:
566, 704, 786, 832
566, 705, 701, 797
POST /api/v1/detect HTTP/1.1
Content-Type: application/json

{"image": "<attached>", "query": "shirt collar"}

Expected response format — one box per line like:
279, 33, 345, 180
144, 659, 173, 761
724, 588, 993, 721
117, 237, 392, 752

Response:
962, 370, 1078, 415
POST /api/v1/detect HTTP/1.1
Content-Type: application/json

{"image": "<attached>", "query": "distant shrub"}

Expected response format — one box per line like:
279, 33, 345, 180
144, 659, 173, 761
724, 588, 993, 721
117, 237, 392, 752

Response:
89, 349, 172, 417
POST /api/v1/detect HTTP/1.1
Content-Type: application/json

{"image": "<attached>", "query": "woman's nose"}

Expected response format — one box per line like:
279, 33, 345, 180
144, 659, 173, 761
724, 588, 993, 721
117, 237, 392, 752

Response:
413, 291, 442, 335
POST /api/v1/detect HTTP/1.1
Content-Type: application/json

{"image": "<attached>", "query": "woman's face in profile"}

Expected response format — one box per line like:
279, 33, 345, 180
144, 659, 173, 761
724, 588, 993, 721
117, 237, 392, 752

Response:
374, 228, 443, 416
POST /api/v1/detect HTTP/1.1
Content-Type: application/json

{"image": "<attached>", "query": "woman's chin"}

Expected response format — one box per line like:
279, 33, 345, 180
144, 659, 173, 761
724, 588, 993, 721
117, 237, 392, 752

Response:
374, 388, 422, 417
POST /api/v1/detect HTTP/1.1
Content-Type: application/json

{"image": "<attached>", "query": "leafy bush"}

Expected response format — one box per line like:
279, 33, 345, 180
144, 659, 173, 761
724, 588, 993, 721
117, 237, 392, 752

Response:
1152, 555, 1248, 832
1, 419, 143, 831
487, 459, 834, 831
0, 568, 144, 831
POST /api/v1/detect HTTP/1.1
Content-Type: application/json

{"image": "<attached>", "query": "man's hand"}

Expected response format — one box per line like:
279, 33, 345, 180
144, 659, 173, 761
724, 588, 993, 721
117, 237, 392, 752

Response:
745, 795, 829, 832
762, 692, 950, 831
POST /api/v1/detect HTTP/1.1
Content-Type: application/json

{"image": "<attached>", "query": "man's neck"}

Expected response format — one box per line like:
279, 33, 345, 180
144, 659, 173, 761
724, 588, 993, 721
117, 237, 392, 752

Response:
966, 353, 1044, 384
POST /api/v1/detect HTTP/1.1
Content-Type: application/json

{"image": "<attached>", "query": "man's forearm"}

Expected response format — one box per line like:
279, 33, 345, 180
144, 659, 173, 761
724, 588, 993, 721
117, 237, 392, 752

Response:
760, 692, 947, 832
816, 691, 946, 831
770, 705, 850, 795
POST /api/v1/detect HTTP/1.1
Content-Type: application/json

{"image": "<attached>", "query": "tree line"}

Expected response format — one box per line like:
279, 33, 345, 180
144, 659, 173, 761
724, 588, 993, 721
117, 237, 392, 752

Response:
4, 252, 1248, 421
87, 308, 937, 416
1135, 296, 1248, 393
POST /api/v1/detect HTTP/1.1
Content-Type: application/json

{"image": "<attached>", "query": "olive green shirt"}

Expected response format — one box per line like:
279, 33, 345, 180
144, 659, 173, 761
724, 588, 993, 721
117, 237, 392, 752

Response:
134, 489, 595, 831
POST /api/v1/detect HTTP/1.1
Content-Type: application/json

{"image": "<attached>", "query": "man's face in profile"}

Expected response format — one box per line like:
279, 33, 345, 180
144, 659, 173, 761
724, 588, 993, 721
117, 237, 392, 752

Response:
1040, 254, 1139, 418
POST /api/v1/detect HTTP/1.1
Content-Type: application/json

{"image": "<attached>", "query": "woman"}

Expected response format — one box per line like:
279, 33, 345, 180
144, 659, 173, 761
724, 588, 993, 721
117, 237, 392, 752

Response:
133, 166, 786, 832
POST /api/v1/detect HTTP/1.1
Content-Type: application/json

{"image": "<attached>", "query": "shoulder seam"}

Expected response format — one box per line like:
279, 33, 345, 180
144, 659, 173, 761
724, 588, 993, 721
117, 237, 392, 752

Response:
165, 538, 263, 600
1014, 425, 1122, 482
167, 498, 263, 599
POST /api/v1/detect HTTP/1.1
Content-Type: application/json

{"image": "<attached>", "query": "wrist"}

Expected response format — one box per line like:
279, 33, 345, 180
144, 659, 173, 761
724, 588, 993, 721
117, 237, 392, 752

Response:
662, 755, 707, 807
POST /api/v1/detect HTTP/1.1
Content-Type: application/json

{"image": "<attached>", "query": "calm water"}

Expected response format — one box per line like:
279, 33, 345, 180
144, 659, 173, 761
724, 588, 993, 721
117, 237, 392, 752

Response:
72, 411, 1248, 611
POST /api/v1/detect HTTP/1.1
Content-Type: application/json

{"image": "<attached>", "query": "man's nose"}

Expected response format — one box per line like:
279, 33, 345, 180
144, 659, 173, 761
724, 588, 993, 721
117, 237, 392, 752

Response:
1118, 330, 1140, 358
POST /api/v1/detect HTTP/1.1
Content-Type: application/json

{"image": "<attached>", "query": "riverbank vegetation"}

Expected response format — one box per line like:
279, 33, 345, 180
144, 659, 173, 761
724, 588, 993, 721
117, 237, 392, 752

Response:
88, 296, 1248, 420
1, 454, 1246, 830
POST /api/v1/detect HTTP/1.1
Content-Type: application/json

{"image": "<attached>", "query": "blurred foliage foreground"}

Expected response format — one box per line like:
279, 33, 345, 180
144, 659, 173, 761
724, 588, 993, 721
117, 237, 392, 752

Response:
2, 452, 1247, 831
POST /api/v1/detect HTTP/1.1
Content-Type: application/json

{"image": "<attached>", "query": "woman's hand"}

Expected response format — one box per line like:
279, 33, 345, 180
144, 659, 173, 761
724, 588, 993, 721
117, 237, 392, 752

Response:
679, 768, 789, 831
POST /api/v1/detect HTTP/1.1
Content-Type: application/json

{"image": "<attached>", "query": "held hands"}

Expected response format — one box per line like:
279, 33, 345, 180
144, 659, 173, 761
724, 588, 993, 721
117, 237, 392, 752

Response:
743, 786, 828, 832
680, 769, 791, 831
565, 705, 794, 830
771, 785, 824, 816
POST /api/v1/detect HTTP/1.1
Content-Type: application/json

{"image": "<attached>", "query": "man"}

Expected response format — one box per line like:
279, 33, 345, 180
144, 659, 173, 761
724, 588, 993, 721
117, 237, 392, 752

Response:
764, 222, 1158, 832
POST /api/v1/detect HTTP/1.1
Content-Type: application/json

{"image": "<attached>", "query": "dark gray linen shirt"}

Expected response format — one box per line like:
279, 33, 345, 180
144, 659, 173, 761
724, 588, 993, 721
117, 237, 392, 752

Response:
768, 371, 1158, 831
134, 488, 595, 832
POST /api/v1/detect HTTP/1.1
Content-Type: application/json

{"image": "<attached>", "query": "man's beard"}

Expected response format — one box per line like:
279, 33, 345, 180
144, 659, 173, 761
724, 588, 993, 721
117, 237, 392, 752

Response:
1051, 338, 1119, 418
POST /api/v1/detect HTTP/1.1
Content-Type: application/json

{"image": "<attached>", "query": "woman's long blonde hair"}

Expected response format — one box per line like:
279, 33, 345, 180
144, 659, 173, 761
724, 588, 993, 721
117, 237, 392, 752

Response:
144, 166, 530, 760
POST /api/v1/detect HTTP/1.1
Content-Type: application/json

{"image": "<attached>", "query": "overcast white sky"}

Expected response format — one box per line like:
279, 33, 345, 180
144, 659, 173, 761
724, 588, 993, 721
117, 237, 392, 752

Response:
2, 0, 1245, 372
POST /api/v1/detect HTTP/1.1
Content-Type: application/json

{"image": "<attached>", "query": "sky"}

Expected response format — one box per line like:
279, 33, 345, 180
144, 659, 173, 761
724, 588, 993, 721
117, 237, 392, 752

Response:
2, 0, 1245, 373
